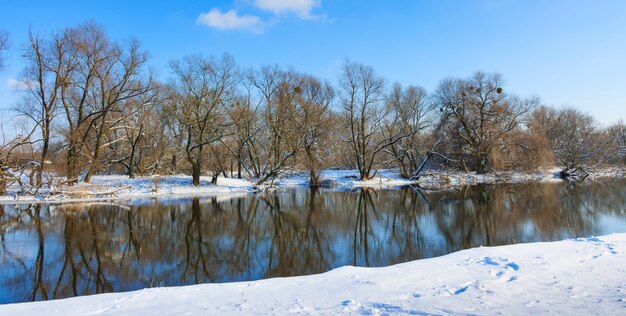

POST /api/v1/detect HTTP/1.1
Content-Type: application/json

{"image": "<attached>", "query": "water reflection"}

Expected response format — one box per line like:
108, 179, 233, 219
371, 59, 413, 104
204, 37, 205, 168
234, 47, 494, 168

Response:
1, 179, 625, 303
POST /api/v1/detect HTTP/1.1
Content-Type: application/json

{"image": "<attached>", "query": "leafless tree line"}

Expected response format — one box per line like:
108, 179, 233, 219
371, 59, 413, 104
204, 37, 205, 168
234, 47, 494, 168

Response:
0, 22, 624, 194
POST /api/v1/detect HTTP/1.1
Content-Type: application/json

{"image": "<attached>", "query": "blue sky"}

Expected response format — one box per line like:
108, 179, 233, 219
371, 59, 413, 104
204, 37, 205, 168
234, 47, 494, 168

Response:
0, 0, 625, 124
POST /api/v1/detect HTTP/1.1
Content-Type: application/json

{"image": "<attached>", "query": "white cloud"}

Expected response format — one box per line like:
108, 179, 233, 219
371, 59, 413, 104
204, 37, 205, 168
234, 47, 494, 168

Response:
197, 8, 262, 31
7, 78, 31, 91
254, 0, 321, 19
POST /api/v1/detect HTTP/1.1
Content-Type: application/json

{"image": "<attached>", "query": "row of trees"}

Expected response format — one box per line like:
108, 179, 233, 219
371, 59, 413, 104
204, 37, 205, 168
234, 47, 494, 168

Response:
0, 22, 624, 193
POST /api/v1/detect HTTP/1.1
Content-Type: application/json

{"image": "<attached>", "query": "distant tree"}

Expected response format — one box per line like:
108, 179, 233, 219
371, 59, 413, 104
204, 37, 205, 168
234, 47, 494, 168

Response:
169, 54, 238, 186
434, 72, 536, 173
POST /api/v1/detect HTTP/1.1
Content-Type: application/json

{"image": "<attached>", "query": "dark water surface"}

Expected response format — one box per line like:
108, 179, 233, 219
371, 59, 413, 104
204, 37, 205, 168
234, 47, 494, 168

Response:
1, 179, 626, 304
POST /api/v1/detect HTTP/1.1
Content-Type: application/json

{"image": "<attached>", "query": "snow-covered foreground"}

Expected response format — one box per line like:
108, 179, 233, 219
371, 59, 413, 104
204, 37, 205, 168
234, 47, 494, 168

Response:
3, 234, 625, 315
1, 167, 625, 203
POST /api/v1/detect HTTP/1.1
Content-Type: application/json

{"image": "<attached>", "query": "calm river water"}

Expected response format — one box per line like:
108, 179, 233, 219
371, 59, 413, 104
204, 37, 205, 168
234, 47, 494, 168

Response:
1, 179, 625, 303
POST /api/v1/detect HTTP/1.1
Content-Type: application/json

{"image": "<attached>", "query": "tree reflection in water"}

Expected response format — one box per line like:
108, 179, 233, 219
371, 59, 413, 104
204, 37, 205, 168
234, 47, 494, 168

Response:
0, 179, 625, 303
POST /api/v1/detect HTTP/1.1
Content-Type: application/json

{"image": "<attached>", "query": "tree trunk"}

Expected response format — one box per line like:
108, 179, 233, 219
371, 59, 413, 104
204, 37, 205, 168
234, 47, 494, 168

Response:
476, 152, 489, 174
170, 154, 176, 175
305, 147, 320, 187
66, 145, 79, 186
128, 145, 137, 179
36, 151, 47, 188
359, 169, 367, 181
84, 117, 107, 183
128, 127, 142, 179
36, 122, 50, 188
192, 163, 201, 186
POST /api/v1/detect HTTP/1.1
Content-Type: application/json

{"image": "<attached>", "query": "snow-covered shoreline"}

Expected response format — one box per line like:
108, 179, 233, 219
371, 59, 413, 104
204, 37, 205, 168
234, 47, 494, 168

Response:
2, 233, 624, 315
2, 167, 625, 204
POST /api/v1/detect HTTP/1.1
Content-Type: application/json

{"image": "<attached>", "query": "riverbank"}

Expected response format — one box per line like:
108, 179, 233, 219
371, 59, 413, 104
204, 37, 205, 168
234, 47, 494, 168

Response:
1, 167, 625, 204
2, 233, 624, 315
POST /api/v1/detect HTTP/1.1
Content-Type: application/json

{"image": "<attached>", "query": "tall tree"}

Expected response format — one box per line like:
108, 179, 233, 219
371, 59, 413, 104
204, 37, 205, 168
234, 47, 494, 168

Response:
18, 30, 72, 187
223, 87, 259, 179
384, 83, 432, 178
169, 54, 238, 186
246, 66, 303, 185
58, 22, 114, 184
107, 82, 174, 178
82, 39, 152, 182
294, 74, 334, 186
0, 30, 15, 193
339, 61, 413, 180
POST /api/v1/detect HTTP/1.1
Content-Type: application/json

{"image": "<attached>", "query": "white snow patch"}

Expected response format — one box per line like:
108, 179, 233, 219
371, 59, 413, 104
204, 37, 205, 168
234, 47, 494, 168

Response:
0, 175, 258, 204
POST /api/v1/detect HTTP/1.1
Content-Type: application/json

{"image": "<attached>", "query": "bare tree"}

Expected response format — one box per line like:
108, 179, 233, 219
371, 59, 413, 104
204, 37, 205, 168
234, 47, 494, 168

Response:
605, 120, 626, 165
384, 83, 433, 178
246, 66, 303, 185
41, 22, 153, 184
113, 83, 163, 178
82, 39, 152, 182
223, 89, 259, 179
0, 32, 15, 192
338, 61, 414, 180
294, 74, 334, 186
434, 72, 536, 173
529, 106, 607, 169
17, 30, 72, 189
58, 22, 114, 184
0, 123, 38, 194
169, 54, 238, 186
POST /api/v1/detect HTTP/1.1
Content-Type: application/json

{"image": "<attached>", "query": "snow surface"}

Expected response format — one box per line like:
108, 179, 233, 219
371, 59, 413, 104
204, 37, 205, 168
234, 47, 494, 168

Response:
2, 233, 625, 315
0, 175, 258, 204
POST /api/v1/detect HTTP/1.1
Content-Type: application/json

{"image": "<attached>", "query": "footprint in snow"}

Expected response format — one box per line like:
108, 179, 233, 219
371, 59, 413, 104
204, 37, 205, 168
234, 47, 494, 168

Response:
575, 237, 619, 255
506, 262, 520, 271
454, 285, 469, 295
477, 257, 520, 271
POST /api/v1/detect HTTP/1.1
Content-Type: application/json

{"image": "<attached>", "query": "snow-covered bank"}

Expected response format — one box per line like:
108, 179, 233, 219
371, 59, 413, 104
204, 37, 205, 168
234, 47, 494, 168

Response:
2, 233, 625, 315
416, 166, 626, 189
1, 167, 625, 204
0, 175, 258, 204
0, 170, 418, 204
